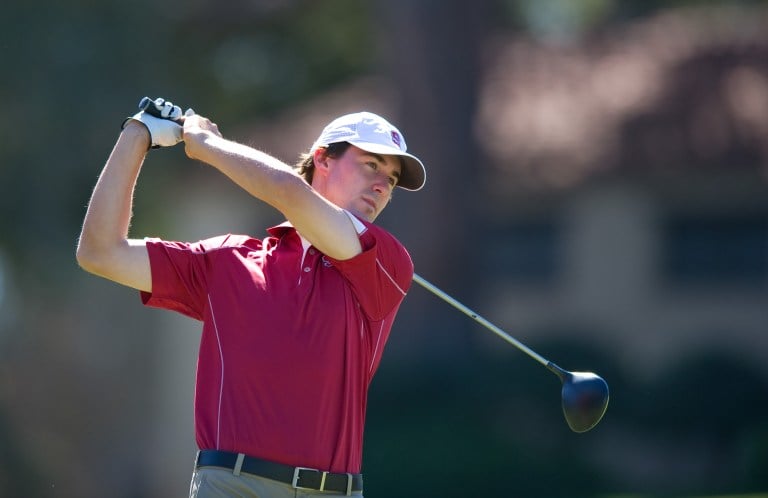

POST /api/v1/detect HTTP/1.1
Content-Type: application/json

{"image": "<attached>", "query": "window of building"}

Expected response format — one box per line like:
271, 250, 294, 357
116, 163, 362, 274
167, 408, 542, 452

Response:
483, 221, 561, 284
661, 214, 768, 286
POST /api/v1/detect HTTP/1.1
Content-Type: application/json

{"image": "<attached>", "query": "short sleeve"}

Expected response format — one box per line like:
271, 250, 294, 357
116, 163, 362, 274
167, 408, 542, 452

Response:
327, 217, 414, 321
139, 235, 235, 320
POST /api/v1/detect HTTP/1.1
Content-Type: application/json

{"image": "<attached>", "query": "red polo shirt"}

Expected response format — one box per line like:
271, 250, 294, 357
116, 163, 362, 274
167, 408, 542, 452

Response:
140, 215, 412, 474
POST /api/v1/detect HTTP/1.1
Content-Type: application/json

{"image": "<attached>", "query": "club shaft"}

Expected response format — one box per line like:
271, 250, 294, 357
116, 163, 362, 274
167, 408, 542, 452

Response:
412, 273, 550, 367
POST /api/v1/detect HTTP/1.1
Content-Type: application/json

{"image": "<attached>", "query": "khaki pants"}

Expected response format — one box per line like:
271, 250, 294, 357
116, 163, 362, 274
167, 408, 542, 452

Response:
190, 468, 364, 498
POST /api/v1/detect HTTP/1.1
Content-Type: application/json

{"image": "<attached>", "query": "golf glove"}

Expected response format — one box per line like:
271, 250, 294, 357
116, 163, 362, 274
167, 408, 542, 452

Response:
122, 97, 184, 149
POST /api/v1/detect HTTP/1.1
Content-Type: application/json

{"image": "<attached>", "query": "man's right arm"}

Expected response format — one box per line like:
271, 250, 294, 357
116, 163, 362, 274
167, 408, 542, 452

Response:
76, 121, 153, 292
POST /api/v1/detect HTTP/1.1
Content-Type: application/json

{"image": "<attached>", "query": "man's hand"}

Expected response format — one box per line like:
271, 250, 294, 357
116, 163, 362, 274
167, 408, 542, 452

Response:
121, 97, 185, 149
182, 112, 222, 161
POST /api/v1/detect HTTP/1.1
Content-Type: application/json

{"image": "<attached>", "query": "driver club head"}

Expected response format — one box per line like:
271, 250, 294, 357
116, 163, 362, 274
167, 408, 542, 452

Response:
546, 362, 609, 432
560, 371, 610, 432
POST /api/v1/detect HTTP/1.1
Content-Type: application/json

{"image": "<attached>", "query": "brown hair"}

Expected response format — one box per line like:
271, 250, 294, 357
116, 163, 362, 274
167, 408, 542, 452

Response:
295, 142, 352, 185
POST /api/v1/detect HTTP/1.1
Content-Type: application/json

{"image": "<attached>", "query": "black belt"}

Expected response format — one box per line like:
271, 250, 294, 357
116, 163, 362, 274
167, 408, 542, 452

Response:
195, 450, 363, 495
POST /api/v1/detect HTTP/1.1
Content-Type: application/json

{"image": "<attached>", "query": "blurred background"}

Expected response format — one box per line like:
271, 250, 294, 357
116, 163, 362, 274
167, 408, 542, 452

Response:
2, 0, 768, 496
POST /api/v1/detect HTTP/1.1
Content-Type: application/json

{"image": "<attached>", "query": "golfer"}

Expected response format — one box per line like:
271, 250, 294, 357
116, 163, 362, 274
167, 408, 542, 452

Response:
76, 98, 426, 497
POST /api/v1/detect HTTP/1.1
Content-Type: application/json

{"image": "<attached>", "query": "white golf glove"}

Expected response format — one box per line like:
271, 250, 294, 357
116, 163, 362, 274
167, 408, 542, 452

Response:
122, 97, 185, 149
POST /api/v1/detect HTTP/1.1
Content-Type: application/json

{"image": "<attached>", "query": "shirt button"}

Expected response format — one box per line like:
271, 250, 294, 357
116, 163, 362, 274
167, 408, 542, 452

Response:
303, 267, 311, 272
309, 249, 316, 255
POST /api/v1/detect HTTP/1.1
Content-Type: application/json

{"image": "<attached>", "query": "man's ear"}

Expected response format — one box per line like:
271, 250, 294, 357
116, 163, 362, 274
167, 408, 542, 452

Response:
313, 147, 330, 175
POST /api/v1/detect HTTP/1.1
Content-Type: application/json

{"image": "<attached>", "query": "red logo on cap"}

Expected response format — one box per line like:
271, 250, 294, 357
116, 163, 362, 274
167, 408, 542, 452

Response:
391, 131, 401, 148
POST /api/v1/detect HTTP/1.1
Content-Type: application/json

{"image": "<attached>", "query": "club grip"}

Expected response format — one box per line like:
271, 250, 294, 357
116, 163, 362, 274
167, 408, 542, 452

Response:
138, 97, 184, 123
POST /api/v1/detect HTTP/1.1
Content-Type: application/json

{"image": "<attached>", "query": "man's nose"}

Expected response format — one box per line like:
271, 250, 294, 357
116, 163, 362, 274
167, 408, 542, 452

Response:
371, 174, 391, 194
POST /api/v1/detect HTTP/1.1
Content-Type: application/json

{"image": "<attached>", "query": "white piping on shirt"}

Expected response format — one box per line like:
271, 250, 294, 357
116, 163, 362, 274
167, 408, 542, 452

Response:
375, 259, 407, 296
369, 320, 386, 375
207, 293, 225, 449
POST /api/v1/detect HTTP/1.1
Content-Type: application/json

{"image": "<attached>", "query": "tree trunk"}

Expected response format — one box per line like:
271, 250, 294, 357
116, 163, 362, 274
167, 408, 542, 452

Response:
372, 0, 492, 362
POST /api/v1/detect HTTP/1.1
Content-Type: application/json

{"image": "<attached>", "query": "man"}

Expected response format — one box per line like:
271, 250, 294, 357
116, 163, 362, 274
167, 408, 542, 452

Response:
76, 98, 426, 497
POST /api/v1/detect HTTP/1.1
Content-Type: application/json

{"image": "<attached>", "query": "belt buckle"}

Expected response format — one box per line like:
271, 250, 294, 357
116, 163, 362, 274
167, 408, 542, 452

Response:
292, 467, 326, 491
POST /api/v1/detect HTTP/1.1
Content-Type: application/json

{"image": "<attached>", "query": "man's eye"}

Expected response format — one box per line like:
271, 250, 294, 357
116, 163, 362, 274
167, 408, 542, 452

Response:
367, 161, 378, 170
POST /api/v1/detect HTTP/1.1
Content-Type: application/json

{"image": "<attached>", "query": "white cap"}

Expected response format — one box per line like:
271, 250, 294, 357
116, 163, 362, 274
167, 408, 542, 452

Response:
311, 111, 426, 191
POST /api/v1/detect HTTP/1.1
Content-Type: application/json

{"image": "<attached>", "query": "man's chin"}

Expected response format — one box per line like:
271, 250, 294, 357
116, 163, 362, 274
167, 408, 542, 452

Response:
349, 206, 377, 223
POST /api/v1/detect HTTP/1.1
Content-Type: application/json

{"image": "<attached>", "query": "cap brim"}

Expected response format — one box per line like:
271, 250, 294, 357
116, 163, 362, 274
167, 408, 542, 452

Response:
348, 140, 426, 191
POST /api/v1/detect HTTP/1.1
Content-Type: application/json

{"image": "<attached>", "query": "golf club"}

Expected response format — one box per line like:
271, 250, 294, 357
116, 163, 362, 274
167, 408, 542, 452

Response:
412, 273, 609, 433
